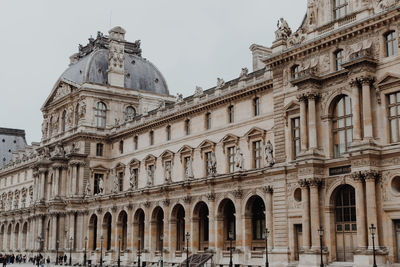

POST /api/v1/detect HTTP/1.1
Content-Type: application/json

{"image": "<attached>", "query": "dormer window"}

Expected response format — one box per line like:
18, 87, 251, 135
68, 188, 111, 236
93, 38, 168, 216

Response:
385, 31, 397, 57
333, 0, 348, 20
335, 49, 344, 71
291, 65, 300, 79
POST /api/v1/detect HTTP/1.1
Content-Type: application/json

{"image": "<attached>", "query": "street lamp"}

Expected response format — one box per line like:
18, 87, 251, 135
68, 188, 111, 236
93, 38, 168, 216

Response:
369, 224, 377, 267
137, 236, 141, 267
118, 235, 121, 267
160, 234, 164, 267
264, 228, 270, 267
100, 235, 104, 267
84, 237, 88, 267
69, 236, 73, 266
56, 240, 59, 265
228, 231, 233, 267
318, 226, 324, 267
186, 232, 190, 267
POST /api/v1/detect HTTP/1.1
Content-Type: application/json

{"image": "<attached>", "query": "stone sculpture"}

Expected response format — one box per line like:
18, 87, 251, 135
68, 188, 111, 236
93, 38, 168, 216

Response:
147, 168, 153, 186
265, 140, 275, 167
275, 18, 292, 40
235, 147, 244, 171
185, 158, 194, 179
165, 162, 172, 183
208, 152, 217, 176
129, 169, 137, 189
98, 177, 104, 195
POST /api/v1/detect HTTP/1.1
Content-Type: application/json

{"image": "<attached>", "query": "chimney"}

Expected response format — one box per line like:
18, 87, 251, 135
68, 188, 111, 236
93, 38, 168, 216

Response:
107, 26, 126, 87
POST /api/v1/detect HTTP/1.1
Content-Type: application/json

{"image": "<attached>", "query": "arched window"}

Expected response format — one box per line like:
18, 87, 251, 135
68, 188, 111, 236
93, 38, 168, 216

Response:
385, 31, 397, 57
125, 106, 136, 121
332, 95, 352, 158
335, 49, 344, 71
95, 102, 107, 128
61, 110, 67, 132
333, 0, 348, 19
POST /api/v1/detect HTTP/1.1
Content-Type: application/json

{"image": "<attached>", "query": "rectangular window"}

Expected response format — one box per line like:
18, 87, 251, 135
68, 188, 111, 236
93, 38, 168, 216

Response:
134, 136, 138, 150
94, 173, 103, 195
253, 141, 262, 169
254, 98, 260, 116
386, 31, 397, 57
205, 112, 211, 130
228, 105, 234, 123
150, 131, 154, 146
388, 92, 400, 143
292, 65, 300, 79
292, 117, 301, 158
185, 119, 190, 135
335, 50, 344, 71
333, 0, 348, 19
119, 140, 124, 154
132, 168, 139, 187
167, 126, 171, 141
96, 143, 104, 157
205, 152, 212, 176
228, 146, 236, 173
119, 172, 124, 192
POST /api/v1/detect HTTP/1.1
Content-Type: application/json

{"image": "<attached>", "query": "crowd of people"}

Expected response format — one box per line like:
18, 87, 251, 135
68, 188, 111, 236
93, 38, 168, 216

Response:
0, 254, 70, 266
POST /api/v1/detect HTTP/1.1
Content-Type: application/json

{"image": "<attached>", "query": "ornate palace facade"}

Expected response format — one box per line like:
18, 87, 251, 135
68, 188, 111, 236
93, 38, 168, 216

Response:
1, 0, 400, 266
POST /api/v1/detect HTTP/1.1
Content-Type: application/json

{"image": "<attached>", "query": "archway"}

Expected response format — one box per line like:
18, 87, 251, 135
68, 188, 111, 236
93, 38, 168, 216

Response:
217, 199, 236, 251
0, 225, 4, 250
244, 195, 265, 251
102, 213, 112, 251
89, 214, 98, 250
14, 223, 19, 250
333, 184, 356, 262
193, 201, 209, 251
134, 209, 145, 250
171, 204, 185, 252
22, 222, 28, 250
117, 211, 128, 251
151, 207, 164, 252
7, 224, 12, 250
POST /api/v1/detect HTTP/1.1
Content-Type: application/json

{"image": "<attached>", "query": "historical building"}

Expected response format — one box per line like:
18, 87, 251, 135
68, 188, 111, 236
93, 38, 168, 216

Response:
0, 128, 28, 168
1, 0, 400, 266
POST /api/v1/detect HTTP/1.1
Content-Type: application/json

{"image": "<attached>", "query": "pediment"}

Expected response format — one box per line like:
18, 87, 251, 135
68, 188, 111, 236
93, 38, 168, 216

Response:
143, 154, 157, 164
42, 79, 79, 109
177, 145, 194, 154
198, 140, 216, 150
245, 127, 266, 140
129, 158, 141, 168
220, 134, 239, 144
376, 73, 400, 88
160, 150, 174, 159
114, 162, 126, 170
90, 165, 108, 173
284, 100, 300, 112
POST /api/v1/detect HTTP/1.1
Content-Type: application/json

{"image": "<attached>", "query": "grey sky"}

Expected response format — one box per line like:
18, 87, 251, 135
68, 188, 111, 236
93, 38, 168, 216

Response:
0, 0, 307, 144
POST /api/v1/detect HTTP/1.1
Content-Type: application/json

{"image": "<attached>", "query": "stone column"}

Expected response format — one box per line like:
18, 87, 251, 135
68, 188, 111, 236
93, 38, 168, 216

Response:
299, 97, 308, 151
365, 171, 379, 247
309, 178, 321, 249
126, 208, 134, 253
360, 77, 374, 139
207, 193, 216, 251
352, 173, 367, 248
69, 213, 75, 249
37, 216, 43, 251
308, 93, 318, 150
264, 186, 273, 248
163, 202, 170, 259
350, 80, 362, 141
51, 214, 57, 250
54, 167, 60, 197
60, 166, 68, 197
299, 180, 310, 249
39, 168, 47, 200
234, 190, 244, 251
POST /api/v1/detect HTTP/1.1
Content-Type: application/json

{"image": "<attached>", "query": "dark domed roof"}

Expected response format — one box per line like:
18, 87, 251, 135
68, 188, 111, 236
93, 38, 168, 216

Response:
60, 34, 169, 95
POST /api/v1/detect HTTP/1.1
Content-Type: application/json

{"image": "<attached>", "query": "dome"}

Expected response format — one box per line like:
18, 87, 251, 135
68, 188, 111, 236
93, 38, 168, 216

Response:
60, 45, 169, 96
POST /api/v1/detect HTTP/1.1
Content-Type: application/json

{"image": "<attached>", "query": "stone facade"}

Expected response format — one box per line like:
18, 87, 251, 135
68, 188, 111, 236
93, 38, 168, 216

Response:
2, 1, 400, 266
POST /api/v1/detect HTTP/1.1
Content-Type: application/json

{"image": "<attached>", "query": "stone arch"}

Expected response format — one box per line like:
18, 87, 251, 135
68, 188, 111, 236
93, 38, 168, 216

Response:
89, 214, 98, 250
192, 201, 209, 251
170, 203, 186, 252
14, 222, 20, 250
322, 90, 353, 118
326, 183, 357, 262
133, 208, 145, 250
0, 224, 4, 250
117, 210, 128, 251
244, 195, 266, 251
216, 198, 236, 250
150, 206, 164, 251
102, 212, 112, 251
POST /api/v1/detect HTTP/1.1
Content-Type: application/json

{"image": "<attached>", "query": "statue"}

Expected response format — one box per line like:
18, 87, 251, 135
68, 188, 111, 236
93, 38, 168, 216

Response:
265, 140, 275, 167
239, 68, 249, 80
377, 0, 399, 10
185, 158, 194, 179
275, 18, 292, 40
115, 118, 120, 127
165, 162, 172, 183
146, 168, 153, 186
112, 171, 119, 193
98, 177, 104, 195
234, 147, 244, 171
53, 143, 65, 158
5, 198, 9, 211
66, 106, 73, 126
216, 78, 225, 89
41, 119, 48, 138
176, 93, 183, 103
207, 152, 217, 176
78, 100, 86, 119
194, 86, 203, 97
43, 146, 51, 159
85, 182, 91, 197
129, 168, 137, 189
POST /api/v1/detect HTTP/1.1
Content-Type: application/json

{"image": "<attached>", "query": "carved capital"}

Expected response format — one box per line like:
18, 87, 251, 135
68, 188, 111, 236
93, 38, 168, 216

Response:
263, 186, 273, 194
362, 170, 381, 182
298, 179, 309, 188
127, 204, 133, 210
349, 78, 359, 88
351, 171, 364, 182
143, 201, 151, 208
206, 193, 216, 201
183, 196, 192, 204
308, 178, 322, 187
38, 168, 48, 174
358, 75, 374, 85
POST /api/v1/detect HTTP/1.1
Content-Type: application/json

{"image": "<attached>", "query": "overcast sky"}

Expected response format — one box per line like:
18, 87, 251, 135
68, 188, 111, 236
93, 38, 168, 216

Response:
0, 0, 307, 144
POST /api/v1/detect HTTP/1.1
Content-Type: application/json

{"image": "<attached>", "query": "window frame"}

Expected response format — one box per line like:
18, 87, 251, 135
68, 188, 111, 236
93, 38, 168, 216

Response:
252, 140, 262, 169
253, 97, 260, 117
150, 131, 154, 146
96, 143, 104, 157
205, 112, 212, 130
95, 102, 107, 128
291, 65, 300, 80
134, 136, 138, 150
227, 146, 236, 173
333, 0, 348, 20
385, 31, 397, 57
185, 119, 191, 135
205, 151, 212, 176
388, 92, 400, 143
291, 117, 301, 159
332, 95, 353, 158
119, 140, 124, 154
228, 105, 234, 124
335, 49, 345, 71
118, 171, 124, 192
166, 125, 171, 141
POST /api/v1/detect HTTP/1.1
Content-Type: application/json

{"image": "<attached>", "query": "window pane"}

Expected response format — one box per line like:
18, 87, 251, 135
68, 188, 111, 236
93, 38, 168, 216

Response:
337, 99, 344, 116
346, 117, 352, 126
391, 107, 396, 117
339, 130, 345, 154
346, 129, 352, 145
390, 94, 396, 104
338, 119, 345, 128
391, 119, 398, 143
345, 96, 351, 114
